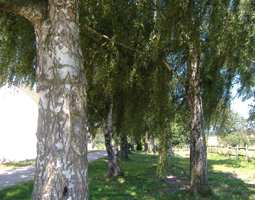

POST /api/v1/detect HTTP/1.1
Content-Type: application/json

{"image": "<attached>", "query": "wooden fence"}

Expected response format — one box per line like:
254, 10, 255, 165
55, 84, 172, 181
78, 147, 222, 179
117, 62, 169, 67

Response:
207, 145, 255, 163
172, 146, 190, 156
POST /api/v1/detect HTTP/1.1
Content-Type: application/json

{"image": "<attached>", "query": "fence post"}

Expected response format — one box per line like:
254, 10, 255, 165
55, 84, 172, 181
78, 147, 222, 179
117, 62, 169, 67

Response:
210, 145, 211, 154
227, 145, 229, 157
236, 145, 239, 160
216, 145, 217, 154
221, 145, 223, 155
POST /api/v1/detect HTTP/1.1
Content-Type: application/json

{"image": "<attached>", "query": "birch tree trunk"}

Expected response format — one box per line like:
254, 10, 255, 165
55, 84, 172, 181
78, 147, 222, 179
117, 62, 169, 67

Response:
145, 132, 152, 153
168, 122, 173, 168
0, 1, 89, 199
131, 135, 135, 151
103, 95, 123, 177
186, 45, 211, 196
152, 137, 156, 157
120, 133, 129, 159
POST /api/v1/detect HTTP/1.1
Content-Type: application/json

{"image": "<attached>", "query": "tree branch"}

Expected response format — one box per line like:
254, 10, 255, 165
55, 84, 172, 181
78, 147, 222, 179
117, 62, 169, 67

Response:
202, 35, 230, 46
84, 25, 155, 59
143, 0, 167, 20
235, 45, 255, 64
0, 0, 47, 22
85, 25, 187, 88
161, 59, 187, 89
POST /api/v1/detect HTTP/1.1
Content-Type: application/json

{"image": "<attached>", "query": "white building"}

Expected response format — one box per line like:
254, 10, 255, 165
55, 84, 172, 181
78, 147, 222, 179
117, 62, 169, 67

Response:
0, 85, 93, 161
0, 85, 38, 161
207, 136, 218, 146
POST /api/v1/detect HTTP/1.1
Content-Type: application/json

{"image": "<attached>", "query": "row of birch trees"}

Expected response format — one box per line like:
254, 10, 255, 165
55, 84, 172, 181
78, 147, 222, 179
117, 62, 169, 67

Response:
0, 0, 254, 199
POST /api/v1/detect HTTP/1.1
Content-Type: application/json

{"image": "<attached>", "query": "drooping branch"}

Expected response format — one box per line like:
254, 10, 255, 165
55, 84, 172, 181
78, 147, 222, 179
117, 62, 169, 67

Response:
143, 0, 167, 20
85, 25, 155, 59
85, 25, 186, 88
235, 45, 255, 64
202, 35, 230, 46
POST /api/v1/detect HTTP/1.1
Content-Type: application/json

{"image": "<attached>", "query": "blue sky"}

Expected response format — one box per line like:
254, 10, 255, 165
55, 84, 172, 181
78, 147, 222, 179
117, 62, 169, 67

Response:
231, 85, 254, 119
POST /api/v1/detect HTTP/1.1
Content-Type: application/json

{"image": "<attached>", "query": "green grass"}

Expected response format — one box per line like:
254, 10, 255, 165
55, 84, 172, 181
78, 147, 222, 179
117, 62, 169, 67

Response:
0, 181, 33, 200
0, 151, 98, 171
0, 159, 36, 171
1, 152, 255, 199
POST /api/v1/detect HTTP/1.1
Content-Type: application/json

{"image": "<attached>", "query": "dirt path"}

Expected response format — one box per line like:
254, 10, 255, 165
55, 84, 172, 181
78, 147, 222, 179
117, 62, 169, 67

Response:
0, 150, 107, 190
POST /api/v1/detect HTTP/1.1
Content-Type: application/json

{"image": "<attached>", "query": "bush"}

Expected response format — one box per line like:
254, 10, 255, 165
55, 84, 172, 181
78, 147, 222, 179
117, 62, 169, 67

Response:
219, 132, 250, 147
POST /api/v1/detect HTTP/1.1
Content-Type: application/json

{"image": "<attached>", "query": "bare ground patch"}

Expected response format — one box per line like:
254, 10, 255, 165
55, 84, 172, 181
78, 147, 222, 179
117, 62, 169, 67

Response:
147, 173, 190, 195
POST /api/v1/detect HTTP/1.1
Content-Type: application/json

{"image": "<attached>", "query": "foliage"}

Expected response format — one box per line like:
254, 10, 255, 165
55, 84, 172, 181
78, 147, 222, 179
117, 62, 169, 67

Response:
136, 139, 143, 151
172, 121, 190, 147
91, 127, 105, 150
156, 127, 172, 178
215, 111, 245, 137
0, 12, 36, 87
219, 132, 250, 147
248, 97, 255, 121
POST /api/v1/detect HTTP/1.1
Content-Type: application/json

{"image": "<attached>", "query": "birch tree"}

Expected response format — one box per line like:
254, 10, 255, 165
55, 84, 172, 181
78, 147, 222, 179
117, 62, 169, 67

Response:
0, 1, 88, 199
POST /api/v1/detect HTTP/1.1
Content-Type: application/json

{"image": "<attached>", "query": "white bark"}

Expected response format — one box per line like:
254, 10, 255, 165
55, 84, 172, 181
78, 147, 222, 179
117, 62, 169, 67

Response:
186, 44, 211, 195
103, 95, 123, 177
0, 1, 89, 199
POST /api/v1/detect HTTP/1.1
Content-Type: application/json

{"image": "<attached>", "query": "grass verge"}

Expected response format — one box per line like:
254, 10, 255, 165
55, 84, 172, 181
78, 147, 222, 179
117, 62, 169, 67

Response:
0, 152, 255, 199
0, 159, 36, 171
0, 151, 98, 171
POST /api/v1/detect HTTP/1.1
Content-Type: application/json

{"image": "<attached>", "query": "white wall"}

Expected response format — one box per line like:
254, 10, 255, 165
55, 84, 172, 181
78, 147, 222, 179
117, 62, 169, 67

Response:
0, 85, 38, 161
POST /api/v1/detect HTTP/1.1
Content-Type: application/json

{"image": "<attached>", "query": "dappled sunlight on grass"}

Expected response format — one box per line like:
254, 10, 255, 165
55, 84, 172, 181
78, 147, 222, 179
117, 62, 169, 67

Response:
0, 180, 33, 200
1, 151, 255, 199
207, 154, 255, 184
117, 177, 125, 183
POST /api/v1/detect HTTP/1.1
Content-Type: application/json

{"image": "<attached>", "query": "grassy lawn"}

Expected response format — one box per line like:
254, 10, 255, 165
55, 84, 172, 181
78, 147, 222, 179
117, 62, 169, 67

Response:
0, 159, 36, 171
0, 152, 255, 199
0, 150, 99, 171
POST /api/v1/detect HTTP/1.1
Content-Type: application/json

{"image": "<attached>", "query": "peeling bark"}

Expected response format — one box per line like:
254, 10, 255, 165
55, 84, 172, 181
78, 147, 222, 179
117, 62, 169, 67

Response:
0, 1, 89, 199
103, 95, 123, 177
186, 45, 212, 196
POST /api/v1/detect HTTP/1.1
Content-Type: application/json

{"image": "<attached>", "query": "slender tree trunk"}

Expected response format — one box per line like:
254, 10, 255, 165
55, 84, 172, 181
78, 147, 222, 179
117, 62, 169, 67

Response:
152, 136, 156, 157
186, 45, 212, 196
127, 136, 131, 154
120, 133, 129, 159
145, 132, 152, 153
144, 139, 148, 151
131, 135, 135, 151
0, 1, 89, 199
103, 95, 123, 177
168, 122, 173, 168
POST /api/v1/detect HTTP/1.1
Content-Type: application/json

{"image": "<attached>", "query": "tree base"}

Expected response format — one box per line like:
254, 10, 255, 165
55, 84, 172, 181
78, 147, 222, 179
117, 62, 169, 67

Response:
105, 171, 124, 178
188, 187, 213, 197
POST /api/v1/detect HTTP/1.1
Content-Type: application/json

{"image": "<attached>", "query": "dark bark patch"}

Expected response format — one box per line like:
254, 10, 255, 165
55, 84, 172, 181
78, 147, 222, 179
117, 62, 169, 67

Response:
63, 186, 68, 196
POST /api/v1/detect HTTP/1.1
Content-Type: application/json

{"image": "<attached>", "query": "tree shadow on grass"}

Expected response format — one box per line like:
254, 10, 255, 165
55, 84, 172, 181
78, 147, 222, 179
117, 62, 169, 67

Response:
0, 180, 33, 200
147, 155, 255, 199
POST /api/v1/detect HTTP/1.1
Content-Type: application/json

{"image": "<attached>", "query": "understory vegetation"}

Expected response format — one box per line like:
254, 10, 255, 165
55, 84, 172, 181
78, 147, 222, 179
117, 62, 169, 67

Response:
0, 152, 255, 200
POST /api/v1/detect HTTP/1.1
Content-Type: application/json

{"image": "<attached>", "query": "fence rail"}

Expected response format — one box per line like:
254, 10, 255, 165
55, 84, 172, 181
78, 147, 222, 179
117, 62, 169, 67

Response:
207, 144, 255, 163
